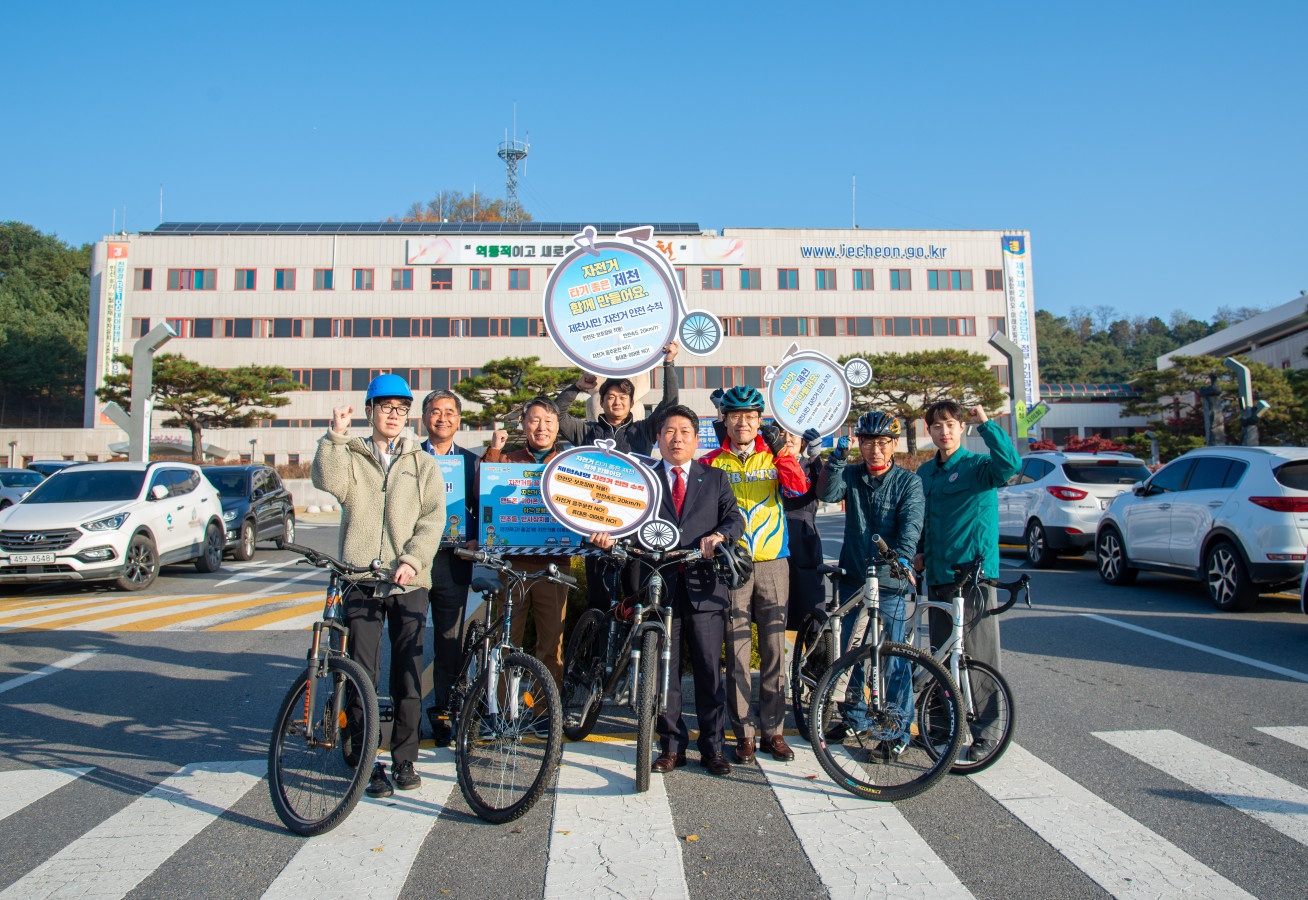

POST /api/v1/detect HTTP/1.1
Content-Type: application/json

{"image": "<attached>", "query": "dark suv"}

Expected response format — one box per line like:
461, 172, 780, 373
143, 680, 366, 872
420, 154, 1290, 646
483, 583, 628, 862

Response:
201, 465, 295, 560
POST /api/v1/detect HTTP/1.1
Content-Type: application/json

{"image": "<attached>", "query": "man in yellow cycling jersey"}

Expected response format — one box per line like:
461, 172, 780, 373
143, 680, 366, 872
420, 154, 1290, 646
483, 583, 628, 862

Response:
700, 385, 810, 764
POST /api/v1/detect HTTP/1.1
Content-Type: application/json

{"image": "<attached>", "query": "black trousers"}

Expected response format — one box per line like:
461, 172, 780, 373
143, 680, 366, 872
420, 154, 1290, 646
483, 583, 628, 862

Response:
585, 555, 641, 613
657, 590, 728, 758
428, 550, 467, 713
344, 584, 429, 766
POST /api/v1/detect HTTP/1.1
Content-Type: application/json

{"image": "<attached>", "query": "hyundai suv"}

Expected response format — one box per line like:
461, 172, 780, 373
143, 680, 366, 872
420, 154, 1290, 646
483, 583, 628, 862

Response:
1095, 446, 1308, 610
998, 451, 1151, 567
0, 462, 226, 591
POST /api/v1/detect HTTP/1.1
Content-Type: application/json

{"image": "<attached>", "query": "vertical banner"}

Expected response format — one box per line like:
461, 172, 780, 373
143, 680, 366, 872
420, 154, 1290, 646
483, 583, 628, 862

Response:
435, 456, 467, 546
104, 243, 128, 378
1001, 235, 1037, 408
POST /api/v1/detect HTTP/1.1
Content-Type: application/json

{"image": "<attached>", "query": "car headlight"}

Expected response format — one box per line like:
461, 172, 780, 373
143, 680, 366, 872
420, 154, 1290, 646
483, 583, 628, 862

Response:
223, 509, 238, 522
82, 512, 130, 531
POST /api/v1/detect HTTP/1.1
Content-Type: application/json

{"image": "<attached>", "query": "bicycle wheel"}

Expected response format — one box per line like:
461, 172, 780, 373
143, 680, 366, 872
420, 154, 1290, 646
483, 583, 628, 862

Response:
790, 614, 837, 742
268, 655, 379, 836
456, 651, 562, 823
810, 641, 963, 802
634, 628, 660, 793
561, 608, 605, 741
919, 658, 1015, 775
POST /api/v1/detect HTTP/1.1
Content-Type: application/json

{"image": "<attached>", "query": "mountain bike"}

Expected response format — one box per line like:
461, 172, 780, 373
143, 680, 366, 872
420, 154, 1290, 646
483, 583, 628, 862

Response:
808, 543, 965, 802
789, 562, 847, 742
910, 558, 1030, 774
267, 543, 383, 836
447, 547, 571, 823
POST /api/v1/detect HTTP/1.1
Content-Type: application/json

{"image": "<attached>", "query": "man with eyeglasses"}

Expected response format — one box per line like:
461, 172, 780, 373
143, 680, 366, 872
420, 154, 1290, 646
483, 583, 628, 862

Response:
816, 410, 923, 747
419, 390, 481, 747
312, 374, 445, 799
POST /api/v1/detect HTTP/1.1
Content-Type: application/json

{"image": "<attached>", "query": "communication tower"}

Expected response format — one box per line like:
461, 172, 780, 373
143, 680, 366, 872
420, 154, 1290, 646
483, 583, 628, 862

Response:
498, 133, 529, 222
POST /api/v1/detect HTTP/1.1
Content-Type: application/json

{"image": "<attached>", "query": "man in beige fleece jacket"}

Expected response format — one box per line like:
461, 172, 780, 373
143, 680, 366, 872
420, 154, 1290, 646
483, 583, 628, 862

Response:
312, 374, 445, 798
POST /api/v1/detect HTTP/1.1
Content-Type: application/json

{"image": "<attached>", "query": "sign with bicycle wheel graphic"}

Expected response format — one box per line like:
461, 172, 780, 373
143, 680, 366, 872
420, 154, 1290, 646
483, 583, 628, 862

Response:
540, 440, 663, 539
542, 225, 722, 378
764, 344, 872, 438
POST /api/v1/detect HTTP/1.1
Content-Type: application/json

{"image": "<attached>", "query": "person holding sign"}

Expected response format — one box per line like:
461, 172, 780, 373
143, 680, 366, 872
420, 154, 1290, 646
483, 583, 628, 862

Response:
311, 374, 446, 798
554, 342, 682, 615
816, 410, 923, 744
700, 385, 810, 764
482, 398, 570, 686
588, 405, 744, 776
782, 427, 827, 630
419, 389, 480, 748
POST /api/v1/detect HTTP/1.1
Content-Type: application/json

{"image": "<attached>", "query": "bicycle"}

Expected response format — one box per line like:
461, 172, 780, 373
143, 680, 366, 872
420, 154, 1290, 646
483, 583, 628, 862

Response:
267, 542, 384, 836
446, 547, 571, 823
910, 557, 1030, 775
808, 543, 965, 802
788, 562, 847, 743
560, 539, 742, 792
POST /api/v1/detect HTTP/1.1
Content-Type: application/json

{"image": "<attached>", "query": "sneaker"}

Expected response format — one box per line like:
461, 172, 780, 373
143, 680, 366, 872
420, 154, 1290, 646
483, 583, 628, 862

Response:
823, 722, 848, 743
365, 762, 393, 798
392, 760, 421, 791
966, 739, 991, 763
869, 739, 908, 765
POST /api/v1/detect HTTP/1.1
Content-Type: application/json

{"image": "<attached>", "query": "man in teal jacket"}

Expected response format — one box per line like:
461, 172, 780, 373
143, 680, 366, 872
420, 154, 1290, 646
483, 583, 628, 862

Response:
914, 400, 1021, 759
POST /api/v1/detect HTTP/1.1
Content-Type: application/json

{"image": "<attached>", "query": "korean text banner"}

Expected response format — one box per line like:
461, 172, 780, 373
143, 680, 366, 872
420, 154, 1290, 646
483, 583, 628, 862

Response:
436, 456, 466, 546
1001, 235, 1039, 407
479, 464, 577, 552
541, 444, 660, 538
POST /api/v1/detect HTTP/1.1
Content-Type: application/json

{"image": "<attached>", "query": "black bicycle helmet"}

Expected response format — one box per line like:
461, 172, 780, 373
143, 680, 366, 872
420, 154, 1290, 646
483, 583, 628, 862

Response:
719, 385, 765, 412
714, 541, 754, 590
853, 410, 902, 438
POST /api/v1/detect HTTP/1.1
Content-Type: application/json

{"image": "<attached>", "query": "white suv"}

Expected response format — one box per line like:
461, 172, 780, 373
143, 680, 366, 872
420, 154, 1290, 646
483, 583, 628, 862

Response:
998, 451, 1151, 567
0, 462, 226, 591
1095, 446, 1308, 611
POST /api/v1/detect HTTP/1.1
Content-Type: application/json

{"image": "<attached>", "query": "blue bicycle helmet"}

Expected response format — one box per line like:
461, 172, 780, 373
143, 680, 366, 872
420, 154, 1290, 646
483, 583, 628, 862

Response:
365, 373, 413, 404
719, 385, 765, 412
853, 410, 902, 438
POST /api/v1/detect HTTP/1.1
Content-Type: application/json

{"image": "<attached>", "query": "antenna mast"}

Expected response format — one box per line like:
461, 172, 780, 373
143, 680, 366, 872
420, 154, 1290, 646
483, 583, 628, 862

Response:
497, 103, 529, 222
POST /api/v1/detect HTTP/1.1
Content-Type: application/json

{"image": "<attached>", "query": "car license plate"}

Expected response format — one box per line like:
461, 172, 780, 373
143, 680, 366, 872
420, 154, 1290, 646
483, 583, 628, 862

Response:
9, 553, 55, 564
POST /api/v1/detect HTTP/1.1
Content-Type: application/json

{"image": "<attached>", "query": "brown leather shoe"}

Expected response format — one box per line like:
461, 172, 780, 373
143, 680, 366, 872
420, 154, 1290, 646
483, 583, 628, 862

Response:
652, 752, 687, 773
733, 738, 756, 764
701, 752, 732, 776
765, 735, 795, 761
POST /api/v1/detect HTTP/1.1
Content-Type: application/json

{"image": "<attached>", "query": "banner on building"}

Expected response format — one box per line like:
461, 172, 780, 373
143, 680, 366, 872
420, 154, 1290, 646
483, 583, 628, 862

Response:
1001, 235, 1038, 408
104, 243, 128, 378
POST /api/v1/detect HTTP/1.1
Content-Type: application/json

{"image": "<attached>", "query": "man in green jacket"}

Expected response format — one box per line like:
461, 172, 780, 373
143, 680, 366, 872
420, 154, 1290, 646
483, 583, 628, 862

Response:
914, 400, 1020, 759
312, 374, 446, 798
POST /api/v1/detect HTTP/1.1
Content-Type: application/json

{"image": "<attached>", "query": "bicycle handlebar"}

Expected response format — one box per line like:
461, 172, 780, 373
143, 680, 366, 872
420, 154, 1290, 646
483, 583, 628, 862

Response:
991, 574, 1033, 614
454, 547, 579, 588
868, 534, 915, 583
282, 543, 382, 577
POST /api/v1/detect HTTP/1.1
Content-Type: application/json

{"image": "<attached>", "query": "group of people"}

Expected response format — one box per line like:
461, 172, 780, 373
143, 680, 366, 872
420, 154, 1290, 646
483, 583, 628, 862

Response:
310, 348, 1020, 795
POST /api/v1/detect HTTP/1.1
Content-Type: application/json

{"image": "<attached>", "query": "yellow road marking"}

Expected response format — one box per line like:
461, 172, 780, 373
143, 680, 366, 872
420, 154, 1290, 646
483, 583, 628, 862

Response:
4, 595, 223, 631
109, 590, 321, 632
206, 599, 323, 631
0, 593, 125, 619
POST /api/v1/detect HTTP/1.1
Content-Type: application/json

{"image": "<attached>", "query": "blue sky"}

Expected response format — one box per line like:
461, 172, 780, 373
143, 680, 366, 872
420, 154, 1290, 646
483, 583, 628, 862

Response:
3, 1, 1304, 322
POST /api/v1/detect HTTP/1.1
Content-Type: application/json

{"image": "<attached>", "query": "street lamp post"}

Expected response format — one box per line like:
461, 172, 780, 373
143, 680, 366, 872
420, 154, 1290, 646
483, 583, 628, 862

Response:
249, 438, 258, 464
7, 440, 17, 469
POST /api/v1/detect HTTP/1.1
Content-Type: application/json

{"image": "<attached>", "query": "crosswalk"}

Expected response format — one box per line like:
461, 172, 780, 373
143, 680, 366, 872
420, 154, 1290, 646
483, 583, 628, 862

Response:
1, 726, 1303, 899
0, 586, 331, 632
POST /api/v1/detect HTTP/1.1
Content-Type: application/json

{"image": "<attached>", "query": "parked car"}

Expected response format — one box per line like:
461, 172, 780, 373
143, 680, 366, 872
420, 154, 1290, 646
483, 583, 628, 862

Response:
201, 465, 295, 561
1096, 446, 1308, 611
998, 451, 1151, 567
0, 461, 225, 591
0, 468, 45, 508
26, 460, 80, 478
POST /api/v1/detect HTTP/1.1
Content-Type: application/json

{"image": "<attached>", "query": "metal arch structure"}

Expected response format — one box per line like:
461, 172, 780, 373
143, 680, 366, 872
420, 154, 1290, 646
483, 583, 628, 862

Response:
497, 139, 529, 222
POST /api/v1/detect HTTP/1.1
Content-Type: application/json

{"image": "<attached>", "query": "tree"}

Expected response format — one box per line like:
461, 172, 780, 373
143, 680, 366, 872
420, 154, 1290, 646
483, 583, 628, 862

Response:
837, 349, 1005, 453
451, 357, 582, 430
96, 353, 303, 461
398, 190, 531, 224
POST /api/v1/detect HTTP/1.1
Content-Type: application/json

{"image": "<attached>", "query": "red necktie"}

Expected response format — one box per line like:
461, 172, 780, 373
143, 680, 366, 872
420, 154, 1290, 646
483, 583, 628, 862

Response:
671, 466, 686, 517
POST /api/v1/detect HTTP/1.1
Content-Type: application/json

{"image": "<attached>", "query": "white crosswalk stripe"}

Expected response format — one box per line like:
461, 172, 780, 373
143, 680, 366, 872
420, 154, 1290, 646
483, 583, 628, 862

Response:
1257, 725, 1308, 751
0, 766, 91, 825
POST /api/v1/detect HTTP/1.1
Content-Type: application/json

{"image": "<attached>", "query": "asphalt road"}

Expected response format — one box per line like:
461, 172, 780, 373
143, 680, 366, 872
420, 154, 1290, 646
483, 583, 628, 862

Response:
1, 513, 1305, 899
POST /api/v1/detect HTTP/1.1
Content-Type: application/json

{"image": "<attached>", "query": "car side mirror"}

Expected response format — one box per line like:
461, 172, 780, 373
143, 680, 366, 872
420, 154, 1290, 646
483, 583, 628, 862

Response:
1133, 484, 1148, 497
150, 485, 169, 501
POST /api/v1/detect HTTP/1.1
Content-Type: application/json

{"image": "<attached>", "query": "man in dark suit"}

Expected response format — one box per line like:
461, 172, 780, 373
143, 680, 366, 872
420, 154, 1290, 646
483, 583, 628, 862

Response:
593, 404, 744, 775
419, 389, 481, 747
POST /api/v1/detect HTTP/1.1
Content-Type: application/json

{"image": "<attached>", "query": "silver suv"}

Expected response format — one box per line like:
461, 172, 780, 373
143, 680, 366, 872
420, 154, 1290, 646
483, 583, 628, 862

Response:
998, 451, 1151, 567
1096, 446, 1308, 610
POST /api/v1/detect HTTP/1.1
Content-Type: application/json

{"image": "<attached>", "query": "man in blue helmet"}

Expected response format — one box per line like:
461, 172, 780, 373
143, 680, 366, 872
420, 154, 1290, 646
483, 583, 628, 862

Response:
312, 373, 446, 799
816, 410, 923, 748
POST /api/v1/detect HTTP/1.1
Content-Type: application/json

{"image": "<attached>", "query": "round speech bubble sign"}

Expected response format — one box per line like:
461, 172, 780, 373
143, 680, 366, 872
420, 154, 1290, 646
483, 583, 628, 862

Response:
541, 441, 663, 538
764, 345, 868, 439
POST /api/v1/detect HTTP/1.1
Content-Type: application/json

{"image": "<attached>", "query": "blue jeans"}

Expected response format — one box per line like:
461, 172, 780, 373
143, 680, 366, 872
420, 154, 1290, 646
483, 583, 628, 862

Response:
837, 581, 912, 735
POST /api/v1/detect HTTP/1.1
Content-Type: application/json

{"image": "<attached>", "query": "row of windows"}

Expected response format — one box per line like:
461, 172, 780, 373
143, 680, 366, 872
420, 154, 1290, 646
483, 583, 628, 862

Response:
720, 316, 979, 338
282, 367, 484, 393
134, 266, 1004, 294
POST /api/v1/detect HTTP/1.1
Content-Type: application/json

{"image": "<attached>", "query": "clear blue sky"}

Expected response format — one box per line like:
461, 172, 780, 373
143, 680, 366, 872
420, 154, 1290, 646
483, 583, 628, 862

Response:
4, 1, 1304, 323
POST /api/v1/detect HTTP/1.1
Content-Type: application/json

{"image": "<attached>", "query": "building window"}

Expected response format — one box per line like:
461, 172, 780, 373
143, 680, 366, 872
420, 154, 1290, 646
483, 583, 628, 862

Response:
814, 269, 836, 290
165, 317, 194, 338
949, 317, 976, 336
290, 368, 311, 388
391, 268, 413, 290
273, 318, 307, 338
508, 268, 530, 290
889, 269, 911, 290
985, 269, 1004, 291
253, 318, 274, 338
852, 269, 873, 290
430, 268, 452, 290
450, 318, 472, 337
133, 268, 152, 290
740, 268, 761, 290
470, 269, 490, 290
274, 268, 295, 290
370, 317, 392, 337
701, 268, 723, 290
353, 269, 374, 291
777, 268, 798, 290
988, 316, 1006, 336
927, 269, 973, 291
234, 268, 256, 290
313, 268, 334, 290
223, 318, 254, 338
675, 268, 686, 290
311, 369, 344, 391
166, 268, 217, 290
992, 364, 1010, 386
287, 453, 300, 466
130, 317, 150, 338
192, 318, 214, 338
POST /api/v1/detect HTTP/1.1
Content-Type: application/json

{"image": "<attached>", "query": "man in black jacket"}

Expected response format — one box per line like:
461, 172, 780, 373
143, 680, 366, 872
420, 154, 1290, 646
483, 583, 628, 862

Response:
419, 389, 480, 747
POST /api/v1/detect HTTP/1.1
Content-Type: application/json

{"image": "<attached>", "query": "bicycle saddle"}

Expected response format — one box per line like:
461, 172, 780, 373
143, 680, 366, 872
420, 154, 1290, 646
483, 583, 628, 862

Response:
471, 577, 504, 599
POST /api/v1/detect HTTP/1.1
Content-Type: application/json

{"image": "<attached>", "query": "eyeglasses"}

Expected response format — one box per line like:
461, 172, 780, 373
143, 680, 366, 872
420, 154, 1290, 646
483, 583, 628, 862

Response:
375, 404, 410, 416
860, 438, 895, 450
425, 409, 460, 420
